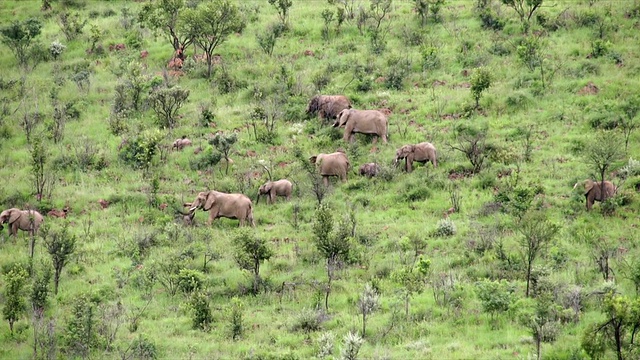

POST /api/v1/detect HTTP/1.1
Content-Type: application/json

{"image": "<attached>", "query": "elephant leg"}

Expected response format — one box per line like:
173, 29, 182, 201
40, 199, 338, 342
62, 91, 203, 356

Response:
10, 223, 18, 237
323, 176, 329, 187
207, 211, 216, 226
372, 136, 378, 145
585, 195, 592, 211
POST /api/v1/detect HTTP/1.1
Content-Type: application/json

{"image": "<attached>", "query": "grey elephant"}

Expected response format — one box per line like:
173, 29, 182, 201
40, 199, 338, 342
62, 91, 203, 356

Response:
257, 179, 293, 204
309, 150, 350, 186
0, 208, 44, 237
187, 190, 255, 227
333, 109, 388, 144
172, 136, 192, 151
306, 95, 352, 122
574, 180, 617, 211
359, 163, 381, 177
394, 142, 437, 172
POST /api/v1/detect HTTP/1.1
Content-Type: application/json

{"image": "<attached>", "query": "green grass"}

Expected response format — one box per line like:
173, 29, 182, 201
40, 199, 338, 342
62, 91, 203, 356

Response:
1, 0, 640, 359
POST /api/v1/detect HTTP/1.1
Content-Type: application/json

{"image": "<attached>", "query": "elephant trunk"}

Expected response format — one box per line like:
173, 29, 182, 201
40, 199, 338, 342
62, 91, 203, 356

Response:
256, 192, 261, 204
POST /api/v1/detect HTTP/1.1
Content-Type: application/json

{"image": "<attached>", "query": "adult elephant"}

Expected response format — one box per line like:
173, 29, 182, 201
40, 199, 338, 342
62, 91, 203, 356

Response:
306, 95, 352, 123
257, 179, 293, 204
574, 180, 617, 211
187, 190, 255, 227
333, 109, 388, 144
309, 150, 350, 186
394, 142, 437, 172
0, 208, 44, 237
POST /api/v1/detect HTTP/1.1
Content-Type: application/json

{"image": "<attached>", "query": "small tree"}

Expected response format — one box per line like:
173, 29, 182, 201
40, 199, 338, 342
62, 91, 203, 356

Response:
366, 0, 393, 54
148, 86, 190, 129
517, 211, 559, 297
413, 0, 445, 26
268, 0, 293, 29
3, 263, 29, 333
57, 12, 86, 41
313, 204, 351, 311
30, 136, 56, 203
470, 67, 492, 109
357, 283, 380, 338
41, 223, 76, 295
339, 331, 364, 360
0, 18, 43, 69
475, 279, 516, 327
294, 147, 329, 205
180, 0, 246, 78
138, 0, 192, 52
209, 133, 237, 175
584, 130, 623, 205
188, 291, 212, 331
233, 229, 273, 294
619, 96, 640, 153
500, 0, 544, 33
256, 22, 284, 56
63, 294, 97, 358
449, 124, 493, 174
584, 290, 640, 360
228, 298, 244, 340
392, 257, 430, 318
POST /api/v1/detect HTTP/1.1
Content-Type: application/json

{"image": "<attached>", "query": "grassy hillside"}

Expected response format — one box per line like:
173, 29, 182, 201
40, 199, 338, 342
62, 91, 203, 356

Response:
1, 0, 640, 359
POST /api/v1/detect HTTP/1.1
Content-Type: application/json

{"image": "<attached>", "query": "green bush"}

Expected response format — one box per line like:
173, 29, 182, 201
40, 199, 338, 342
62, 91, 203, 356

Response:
188, 291, 212, 331
177, 269, 205, 294
290, 308, 325, 334
435, 218, 456, 237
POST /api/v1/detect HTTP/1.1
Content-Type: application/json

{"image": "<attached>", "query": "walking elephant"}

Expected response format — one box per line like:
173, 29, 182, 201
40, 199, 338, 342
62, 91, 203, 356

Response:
257, 179, 293, 204
309, 151, 350, 186
0, 208, 44, 237
333, 109, 388, 144
172, 136, 192, 151
574, 180, 617, 211
394, 142, 437, 172
359, 163, 381, 177
306, 95, 352, 122
187, 190, 255, 227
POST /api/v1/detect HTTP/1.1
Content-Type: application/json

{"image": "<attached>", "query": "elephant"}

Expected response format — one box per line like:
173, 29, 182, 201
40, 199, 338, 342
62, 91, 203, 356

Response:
172, 136, 192, 151
306, 95, 352, 122
394, 142, 437, 172
333, 109, 388, 144
359, 163, 381, 177
257, 179, 293, 204
187, 190, 255, 227
574, 180, 617, 211
0, 208, 44, 237
309, 150, 350, 186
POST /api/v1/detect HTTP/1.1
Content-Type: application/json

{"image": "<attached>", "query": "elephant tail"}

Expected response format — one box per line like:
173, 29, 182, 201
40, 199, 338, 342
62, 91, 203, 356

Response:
247, 204, 255, 227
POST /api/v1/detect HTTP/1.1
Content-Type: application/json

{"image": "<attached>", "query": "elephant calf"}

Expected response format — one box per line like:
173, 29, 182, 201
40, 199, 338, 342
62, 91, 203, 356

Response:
172, 136, 192, 151
359, 163, 381, 177
257, 179, 293, 204
394, 142, 437, 172
574, 179, 617, 211
0, 208, 44, 237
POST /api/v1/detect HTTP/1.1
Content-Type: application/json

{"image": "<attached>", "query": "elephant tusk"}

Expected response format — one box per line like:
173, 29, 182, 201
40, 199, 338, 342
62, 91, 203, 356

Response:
189, 207, 197, 212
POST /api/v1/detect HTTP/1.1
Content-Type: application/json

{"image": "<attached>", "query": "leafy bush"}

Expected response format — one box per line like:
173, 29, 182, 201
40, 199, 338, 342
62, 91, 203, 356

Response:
118, 129, 164, 170
435, 218, 456, 237
420, 45, 440, 70
400, 185, 432, 202
290, 308, 325, 334
188, 291, 212, 331
177, 269, 205, 294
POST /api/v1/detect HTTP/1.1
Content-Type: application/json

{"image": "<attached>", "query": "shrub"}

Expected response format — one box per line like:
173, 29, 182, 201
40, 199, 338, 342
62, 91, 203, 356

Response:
49, 40, 66, 60
177, 269, 204, 294
400, 186, 432, 202
290, 308, 325, 334
118, 129, 164, 170
420, 45, 440, 70
188, 291, 212, 331
128, 335, 158, 360
435, 218, 456, 237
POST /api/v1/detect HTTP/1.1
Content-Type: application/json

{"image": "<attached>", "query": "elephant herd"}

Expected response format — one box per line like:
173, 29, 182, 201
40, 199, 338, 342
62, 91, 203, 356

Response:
0, 96, 617, 236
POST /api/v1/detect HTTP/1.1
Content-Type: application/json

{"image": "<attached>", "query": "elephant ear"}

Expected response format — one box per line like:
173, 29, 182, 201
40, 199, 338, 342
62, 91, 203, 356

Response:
8, 209, 21, 224
264, 182, 272, 192
584, 180, 594, 195
309, 155, 318, 164
204, 191, 216, 211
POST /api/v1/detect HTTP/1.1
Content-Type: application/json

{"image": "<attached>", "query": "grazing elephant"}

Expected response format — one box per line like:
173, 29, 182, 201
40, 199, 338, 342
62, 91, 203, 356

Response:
309, 151, 350, 186
0, 208, 44, 237
359, 163, 381, 177
306, 95, 352, 122
574, 180, 617, 211
187, 190, 255, 227
394, 142, 437, 172
172, 136, 192, 151
333, 109, 389, 144
257, 179, 293, 204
